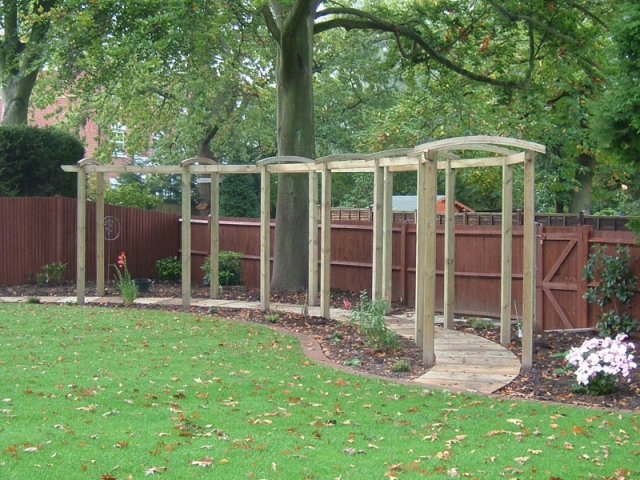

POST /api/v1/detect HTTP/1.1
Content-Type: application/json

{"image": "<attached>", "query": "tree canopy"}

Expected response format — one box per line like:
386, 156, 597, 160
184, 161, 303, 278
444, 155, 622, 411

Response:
13, 0, 634, 290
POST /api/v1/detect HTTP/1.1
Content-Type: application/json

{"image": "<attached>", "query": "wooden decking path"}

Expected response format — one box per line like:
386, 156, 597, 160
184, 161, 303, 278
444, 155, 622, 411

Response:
0, 295, 521, 395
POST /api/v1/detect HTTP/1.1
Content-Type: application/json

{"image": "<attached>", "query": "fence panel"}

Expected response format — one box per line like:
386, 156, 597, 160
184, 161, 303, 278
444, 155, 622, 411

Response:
0, 197, 181, 286
3, 198, 639, 332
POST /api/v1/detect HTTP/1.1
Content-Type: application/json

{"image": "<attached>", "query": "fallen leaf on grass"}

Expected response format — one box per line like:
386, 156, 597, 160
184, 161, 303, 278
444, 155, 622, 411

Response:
343, 448, 364, 455
190, 456, 213, 467
514, 456, 530, 465
144, 466, 167, 475
75, 404, 98, 412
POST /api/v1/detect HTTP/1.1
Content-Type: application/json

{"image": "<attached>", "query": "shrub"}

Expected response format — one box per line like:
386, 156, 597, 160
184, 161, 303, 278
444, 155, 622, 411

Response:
0, 125, 83, 197
349, 291, 398, 353
392, 359, 410, 372
156, 256, 181, 281
582, 244, 639, 337
201, 251, 243, 286
565, 334, 637, 395
36, 262, 67, 285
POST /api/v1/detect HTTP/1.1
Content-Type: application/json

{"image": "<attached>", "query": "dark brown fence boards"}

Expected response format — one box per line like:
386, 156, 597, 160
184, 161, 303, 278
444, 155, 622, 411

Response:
0, 197, 180, 285
2, 197, 639, 331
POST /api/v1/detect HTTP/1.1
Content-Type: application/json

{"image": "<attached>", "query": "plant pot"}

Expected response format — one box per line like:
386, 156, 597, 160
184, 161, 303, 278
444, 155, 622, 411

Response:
134, 278, 152, 293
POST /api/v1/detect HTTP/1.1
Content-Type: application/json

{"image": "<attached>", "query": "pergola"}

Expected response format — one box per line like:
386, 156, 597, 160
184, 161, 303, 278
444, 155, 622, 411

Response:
63, 135, 545, 370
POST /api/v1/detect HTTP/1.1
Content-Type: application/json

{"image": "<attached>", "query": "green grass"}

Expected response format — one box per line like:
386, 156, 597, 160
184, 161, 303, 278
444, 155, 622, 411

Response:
0, 304, 638, 479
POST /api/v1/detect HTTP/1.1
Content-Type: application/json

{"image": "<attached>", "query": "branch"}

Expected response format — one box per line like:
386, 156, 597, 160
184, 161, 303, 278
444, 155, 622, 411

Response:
565, 0, 608, 31
315, 12, 523, 89
282, 0, 321, 41
486, 0, 582, 46
260, 4, 281, 44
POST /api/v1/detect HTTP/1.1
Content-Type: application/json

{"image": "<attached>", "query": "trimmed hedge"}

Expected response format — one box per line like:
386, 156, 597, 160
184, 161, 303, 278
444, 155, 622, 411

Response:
0, 125, 84, 197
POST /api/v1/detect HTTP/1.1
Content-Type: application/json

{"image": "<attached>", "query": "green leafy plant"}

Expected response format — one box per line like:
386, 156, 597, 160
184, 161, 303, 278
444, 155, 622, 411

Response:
155, 256, 181, 281
26, 296, 40, 304
466, 317, 495, 329
201, 251, 243, 286
582, 245, 639, 337
349, 291, 398, 353
36, 262, 67, 285
114, 251, 138, 305
391, 359, 410, 372
344, 357, 361, 366
266, 311, 280, 323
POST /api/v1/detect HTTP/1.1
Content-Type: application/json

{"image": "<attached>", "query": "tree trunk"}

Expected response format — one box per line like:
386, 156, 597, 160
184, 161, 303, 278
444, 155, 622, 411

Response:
570, 153, 596, 214
269, 3, 316, 292
1, 69, 38, 126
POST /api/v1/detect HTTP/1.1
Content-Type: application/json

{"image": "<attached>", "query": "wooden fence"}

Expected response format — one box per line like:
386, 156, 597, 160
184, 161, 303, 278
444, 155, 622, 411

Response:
0, 197, 180, 285
331, 207, 634, 231
2, 197, 639, 331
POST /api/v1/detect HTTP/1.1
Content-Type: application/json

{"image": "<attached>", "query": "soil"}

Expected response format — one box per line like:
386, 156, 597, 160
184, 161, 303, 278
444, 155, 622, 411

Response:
1, 281, 639, 412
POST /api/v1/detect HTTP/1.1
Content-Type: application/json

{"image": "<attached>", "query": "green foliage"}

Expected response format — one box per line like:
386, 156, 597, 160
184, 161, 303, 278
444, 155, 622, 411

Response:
391, 359, 410, 372
219, 174, 260, 218
36, 262, 67, 286
201, 251, 243, 286
343, 357, 361, 366
0, 126, 83, 197
582, 245, 639, 337
104, 183, 163, 210
466, 318, 495, 329
155, 256, 181, 281
592, 1, 640, 164
349, 291, 398, 353
266, 311, 279, 323
114, 252, 138, 305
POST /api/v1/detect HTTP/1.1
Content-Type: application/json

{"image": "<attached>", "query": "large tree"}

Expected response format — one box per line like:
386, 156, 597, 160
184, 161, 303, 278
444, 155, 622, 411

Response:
260, 0, 611, 290
0, 0, 59, 125
593, 1, 640, 164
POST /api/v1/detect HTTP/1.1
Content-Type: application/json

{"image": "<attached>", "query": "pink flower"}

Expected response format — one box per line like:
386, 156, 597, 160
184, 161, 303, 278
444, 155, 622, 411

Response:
343, 299, 352, 310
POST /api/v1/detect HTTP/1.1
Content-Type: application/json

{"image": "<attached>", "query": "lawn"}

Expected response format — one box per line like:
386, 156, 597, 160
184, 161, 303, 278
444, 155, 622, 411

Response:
0, 304, 638, 479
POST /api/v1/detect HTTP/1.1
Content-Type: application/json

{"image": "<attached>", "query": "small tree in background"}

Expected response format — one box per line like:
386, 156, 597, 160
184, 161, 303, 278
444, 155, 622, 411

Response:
0, 126, 84, 197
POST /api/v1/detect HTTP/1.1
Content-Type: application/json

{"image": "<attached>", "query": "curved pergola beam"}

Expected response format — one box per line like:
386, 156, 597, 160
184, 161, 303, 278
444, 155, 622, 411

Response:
257, 155, 314, 165
77, 157, 104, 167
414, 135, 546, 155
315, 153, 368, 163
437, 143, 518, 156
180, 156, 217, 167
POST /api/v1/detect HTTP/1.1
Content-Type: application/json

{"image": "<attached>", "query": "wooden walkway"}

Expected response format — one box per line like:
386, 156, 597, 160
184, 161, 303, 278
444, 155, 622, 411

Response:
0, 296, 521, 395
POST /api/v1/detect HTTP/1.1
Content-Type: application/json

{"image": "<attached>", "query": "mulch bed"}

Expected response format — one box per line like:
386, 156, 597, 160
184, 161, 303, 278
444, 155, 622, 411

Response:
1, 282, 639, 411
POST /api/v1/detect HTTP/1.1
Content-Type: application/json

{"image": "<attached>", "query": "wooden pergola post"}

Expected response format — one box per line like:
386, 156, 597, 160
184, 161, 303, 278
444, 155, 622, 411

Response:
308, 170, 319, 306
443, 160, 455, 330
209, 170, 220, 299
320, 163, 332, 319
76, 162, 87, 305
415, 155, 426, 348
260, 165, 271, 311
500, 155, 515, 346
382, 167, 393, 313
522, 149, 536, 371
181, 163, 191, 308
96, 171, 105, 296
422, 150, 438, 368
371, 159, 384, 301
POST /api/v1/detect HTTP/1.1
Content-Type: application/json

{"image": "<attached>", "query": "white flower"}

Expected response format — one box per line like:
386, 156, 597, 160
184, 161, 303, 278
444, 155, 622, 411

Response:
566, 335, 637, 390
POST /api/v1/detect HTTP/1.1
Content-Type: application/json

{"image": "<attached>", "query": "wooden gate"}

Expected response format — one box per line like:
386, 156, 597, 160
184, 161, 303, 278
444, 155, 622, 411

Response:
536, 226, 591, 330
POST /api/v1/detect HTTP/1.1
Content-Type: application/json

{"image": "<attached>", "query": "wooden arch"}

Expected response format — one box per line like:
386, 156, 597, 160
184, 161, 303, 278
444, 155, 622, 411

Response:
63, 135, 545, 371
